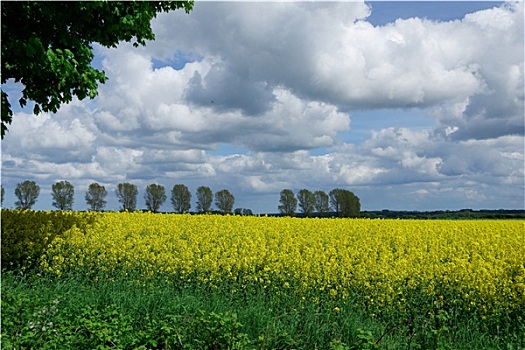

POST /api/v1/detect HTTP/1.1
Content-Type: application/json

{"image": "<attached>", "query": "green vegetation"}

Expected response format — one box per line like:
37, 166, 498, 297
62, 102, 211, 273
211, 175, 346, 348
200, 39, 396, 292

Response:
278, 189, 298, 216
144, 183, 167, 213
14, 180, 40, 210
171, 184, 192, 214
196, 186, 213, 213
51, 180, 75, 211
3, 270, 524, 350
1, 209, 95, 270
215, 189, 236, 214
85, 182, 108, 211
361, 209, 525, 220
115, 182, 139, 211
1, 1, 193, 138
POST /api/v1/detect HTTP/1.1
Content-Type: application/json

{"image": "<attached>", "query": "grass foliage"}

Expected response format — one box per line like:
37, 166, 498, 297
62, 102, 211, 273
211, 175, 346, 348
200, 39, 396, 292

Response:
5, 271, 523, 350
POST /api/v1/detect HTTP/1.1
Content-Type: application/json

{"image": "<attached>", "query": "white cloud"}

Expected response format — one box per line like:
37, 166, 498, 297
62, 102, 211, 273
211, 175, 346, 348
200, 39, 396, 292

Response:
243, 176, 288, 193
1, 2, 523, 212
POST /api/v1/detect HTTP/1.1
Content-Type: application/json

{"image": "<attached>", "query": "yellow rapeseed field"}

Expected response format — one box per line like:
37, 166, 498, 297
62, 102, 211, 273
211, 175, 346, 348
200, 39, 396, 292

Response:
41, 212, 524, 321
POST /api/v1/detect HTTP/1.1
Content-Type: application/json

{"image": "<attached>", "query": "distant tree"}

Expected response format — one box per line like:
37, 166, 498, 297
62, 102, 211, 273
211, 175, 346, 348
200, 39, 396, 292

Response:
215, 189, 235, 214
1, 185, 4, 206
171, 184, 191, 213
144, 183, 166, 213
341, 190, 361, 218
330, 188, 361, 217
115, 183, 138, 211
51, 180, 74, 210
14, 180, 40, 209
85, 182, 107, 211
196, 186, 213, 213
1, 1, 194, 138
297, 189, 315, 217
278, 189, 297, 216
234, 207, 254, 216
329, 189, 343, 216
314, 190, 330, 215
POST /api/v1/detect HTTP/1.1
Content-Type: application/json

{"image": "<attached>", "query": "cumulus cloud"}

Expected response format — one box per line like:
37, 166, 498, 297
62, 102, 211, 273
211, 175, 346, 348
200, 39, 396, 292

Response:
1, 2, 523, 212
147, 2, 522, 113
4, 105, 98, 163
432, 3, 524, 140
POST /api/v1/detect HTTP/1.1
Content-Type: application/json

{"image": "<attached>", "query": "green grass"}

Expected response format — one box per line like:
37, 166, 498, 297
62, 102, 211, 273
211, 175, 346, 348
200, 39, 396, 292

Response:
2, 270, 523, 350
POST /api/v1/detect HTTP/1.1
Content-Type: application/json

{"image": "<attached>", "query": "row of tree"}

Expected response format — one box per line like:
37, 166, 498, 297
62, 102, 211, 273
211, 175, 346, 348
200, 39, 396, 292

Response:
1, 181, 361, 217
278, 188, 360, 217
1, 181, 236, 214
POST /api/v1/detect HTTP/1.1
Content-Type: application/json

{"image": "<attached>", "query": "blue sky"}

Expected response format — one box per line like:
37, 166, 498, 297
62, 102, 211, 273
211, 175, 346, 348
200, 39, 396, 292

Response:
367, 1, 505, 25
2, 1, 523, 213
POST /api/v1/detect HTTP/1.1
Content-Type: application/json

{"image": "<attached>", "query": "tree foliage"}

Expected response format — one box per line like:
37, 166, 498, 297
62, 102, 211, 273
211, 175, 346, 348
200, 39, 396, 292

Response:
14, 180, 40, 210
196, 186, 213, 213
278, 189, 297, 216
51, 180, 75, 211
171, 184, 192, 214
314, 190, 330, 215
235, 208, 254, 216
85, 182, 107, 211
215, 189, 235, 214
329, 189, 341, 216
115, 183, 138, 211
1, 1, 193, 138
297, 189, 315, 217
1, 185, 4, 206
329, 188, 360, 218
144, 183, 167, 213
342, 190, 361, 218
4, 178, 362, 217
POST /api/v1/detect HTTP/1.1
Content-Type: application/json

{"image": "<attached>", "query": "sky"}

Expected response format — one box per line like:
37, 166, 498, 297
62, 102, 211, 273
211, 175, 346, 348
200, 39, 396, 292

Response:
1, 1, 524, 213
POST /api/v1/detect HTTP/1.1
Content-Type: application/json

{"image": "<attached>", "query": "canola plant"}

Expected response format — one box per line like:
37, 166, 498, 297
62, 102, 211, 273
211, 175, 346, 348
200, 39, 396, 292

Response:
41, 212, 524, 322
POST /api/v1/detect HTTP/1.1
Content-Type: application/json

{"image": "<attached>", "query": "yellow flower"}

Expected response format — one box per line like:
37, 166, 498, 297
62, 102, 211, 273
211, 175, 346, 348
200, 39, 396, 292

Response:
38, 212, 524, 320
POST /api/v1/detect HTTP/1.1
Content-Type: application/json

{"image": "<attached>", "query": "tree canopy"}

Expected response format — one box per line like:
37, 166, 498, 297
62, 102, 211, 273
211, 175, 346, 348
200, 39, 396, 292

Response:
1, 1, 193, 138
85, 182, 107, 211
116, 183, 138, 211
215, 189, 235, 214
196, 186, 213, 213
51, 180, 75, 211
278, 189, 297, 216
329, 188, 361, 218
144, 183, 167, 213
14, 180, 40, 210
314, 190, 330, 214
297, 189, 315, 217
171, 184, 192, 214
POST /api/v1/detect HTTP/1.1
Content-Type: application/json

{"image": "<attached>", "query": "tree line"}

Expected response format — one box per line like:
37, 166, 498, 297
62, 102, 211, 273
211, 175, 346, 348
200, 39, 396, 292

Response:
361, 209, 525, 220
1, 181, 361, 217
0, 181, 236, 214
277, 188, 360, 217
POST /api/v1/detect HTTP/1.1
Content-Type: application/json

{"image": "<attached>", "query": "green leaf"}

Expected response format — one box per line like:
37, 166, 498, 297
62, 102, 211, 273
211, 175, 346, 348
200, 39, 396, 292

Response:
1, 0, 194, 139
